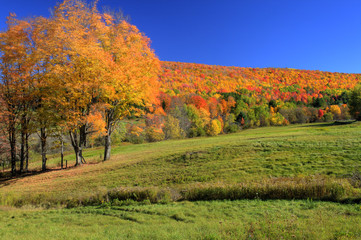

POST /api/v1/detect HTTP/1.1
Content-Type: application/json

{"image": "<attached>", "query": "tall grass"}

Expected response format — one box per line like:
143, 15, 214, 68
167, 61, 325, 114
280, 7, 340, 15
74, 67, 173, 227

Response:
1, 176, 358, 208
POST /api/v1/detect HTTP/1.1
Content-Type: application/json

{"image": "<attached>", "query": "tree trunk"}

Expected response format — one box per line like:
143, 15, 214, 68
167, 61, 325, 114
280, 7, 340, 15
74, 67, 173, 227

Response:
25, 133, 29, 172
60, 137, 64, 169
80, 125, 87, 149
20, 130, 25, 173
75, 147, 82, 166
9, 122, 16, 176
79, 125, 87, 164
10, 134, 16, 175
70, 129, 83, 166
103, 109, 114, 161
103, 132, 111, 161
40, 127, 47, 171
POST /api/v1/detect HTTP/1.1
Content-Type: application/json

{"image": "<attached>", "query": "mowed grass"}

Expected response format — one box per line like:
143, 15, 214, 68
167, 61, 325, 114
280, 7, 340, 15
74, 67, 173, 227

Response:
1, 122, 361, 206
1, 200, 361, 240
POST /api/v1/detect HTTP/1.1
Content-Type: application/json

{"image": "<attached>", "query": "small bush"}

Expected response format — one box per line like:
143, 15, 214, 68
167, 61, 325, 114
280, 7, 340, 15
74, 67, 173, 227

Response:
145, 127, 165, 142
269, 112, 285, 126
330, 105, 342, 120
163, 115, 185, 139
224, 124, 240, 133
125, 125, 145, 144
188, 127, 206, 138
323, 112, 334, 122
206, 119, 222, 136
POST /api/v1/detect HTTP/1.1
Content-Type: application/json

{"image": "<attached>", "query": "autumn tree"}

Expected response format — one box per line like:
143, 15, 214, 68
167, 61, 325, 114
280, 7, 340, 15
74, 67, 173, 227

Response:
349, 84, 361, 120
0, 14, 35, 174
37, 0, 109, 166
90, 9, 161, 161
42, 0, 160, 164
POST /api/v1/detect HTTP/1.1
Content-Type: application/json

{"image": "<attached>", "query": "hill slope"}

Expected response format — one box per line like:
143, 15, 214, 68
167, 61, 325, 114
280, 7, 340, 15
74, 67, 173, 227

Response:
1, 122, 360, 206
160, 61, 361, 102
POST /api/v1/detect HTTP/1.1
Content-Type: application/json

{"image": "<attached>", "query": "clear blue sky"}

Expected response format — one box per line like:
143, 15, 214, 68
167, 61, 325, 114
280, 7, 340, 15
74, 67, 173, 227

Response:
1, 0, 360, 73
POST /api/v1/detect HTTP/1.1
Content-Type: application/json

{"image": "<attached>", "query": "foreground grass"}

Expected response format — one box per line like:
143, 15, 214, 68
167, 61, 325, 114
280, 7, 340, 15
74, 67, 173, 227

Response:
1, 200, 360, 240
1, 122, 361, 206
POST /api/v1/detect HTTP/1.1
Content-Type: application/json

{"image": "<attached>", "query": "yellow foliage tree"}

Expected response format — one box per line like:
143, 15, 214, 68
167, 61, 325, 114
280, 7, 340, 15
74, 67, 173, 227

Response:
330, 105, 341, 119
206, 119, 222, 136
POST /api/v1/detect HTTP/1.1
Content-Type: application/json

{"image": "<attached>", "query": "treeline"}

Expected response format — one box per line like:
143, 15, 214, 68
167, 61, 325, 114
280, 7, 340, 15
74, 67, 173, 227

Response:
0, 0, 160, 175
104, 88, 356, 145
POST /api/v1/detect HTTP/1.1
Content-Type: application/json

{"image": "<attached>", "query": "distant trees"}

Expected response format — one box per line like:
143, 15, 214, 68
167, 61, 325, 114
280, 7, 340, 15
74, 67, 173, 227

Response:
349, 84, 361, 120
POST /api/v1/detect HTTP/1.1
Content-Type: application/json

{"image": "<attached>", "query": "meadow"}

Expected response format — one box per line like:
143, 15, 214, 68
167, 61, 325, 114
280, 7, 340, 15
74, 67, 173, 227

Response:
1, 122, 361, 207
1, 122, 361, 239
1, 200, 361, 239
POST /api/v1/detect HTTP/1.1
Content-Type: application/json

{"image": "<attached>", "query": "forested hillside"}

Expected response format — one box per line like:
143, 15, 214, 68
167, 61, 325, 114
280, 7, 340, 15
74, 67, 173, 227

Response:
160, 61, 360, 101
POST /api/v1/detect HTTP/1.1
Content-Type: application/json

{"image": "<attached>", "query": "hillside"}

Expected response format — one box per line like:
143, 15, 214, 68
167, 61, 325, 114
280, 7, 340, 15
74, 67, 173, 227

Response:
160, 61, 361, 102
1, 122, 361, 239
1, 122, 361, 207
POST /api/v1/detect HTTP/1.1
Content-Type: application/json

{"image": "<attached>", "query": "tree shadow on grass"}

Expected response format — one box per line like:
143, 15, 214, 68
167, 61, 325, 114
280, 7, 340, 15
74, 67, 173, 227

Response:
299, 120, 357, 128
0, 165, 78, 187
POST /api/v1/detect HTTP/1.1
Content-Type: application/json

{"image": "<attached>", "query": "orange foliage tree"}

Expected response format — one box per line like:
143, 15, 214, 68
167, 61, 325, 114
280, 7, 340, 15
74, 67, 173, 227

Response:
38, 0, 107, 166
95, 11, 160, 161
39, 0, 160, 164
0, 14, 35, 174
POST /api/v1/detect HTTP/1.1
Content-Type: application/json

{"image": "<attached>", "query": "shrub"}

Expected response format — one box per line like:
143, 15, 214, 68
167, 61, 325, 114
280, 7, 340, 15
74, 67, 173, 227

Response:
318, 109, 324, 119
185, 104, 209, 137
330, 105, 342, 120
253, 105, 270, 126
125, 125, 145, 144
279, 108, 296, 124
206, 119, 222, 136
305, 107, 318, 123
269, 112, 285, 126
163, 115, 185, 139
111, 122, 127, 145
145, 127, 165, 142
188, 127, 206, 138
348, 84, 361, 120
169, 105, 192, 134
323, 112, 334, 122
224, 124, 240, 133
340, 104, 351, 120
295, 108, 308, 123
279, 107, 310, 124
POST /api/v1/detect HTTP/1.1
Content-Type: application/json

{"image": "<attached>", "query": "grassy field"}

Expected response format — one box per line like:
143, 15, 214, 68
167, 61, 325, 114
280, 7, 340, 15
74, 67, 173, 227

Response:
1, 122, 361, 239
1, 200, 361, 240
0, 200, 361, 239
1, 122, 361, 206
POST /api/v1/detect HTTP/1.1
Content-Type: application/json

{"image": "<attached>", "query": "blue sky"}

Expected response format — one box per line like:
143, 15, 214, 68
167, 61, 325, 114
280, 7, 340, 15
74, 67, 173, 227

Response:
1, 0, 360, 73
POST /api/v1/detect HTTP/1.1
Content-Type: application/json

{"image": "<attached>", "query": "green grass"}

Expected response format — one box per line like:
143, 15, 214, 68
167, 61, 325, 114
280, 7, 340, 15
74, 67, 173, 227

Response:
1, 200, 361, 239
1, 122, 361, 206
1, 122, 361, 239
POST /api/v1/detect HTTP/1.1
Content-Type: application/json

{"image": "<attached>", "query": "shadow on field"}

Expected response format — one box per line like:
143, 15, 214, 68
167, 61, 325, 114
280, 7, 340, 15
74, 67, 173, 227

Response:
299, 120, 357, 128
0, 166, 76, 187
